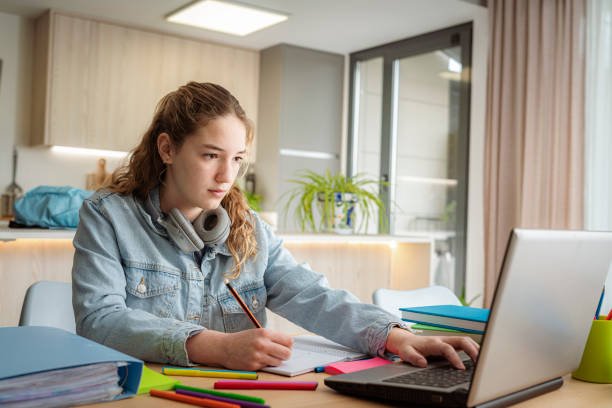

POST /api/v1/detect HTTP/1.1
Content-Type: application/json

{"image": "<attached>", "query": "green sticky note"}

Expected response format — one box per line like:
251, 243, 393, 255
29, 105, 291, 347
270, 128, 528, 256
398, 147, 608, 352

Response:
137, 365, 180, 394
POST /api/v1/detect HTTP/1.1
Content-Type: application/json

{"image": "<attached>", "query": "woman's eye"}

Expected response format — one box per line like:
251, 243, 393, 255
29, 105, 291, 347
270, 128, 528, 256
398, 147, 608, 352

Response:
234, 156, 244, 162
203, 153, 218, 159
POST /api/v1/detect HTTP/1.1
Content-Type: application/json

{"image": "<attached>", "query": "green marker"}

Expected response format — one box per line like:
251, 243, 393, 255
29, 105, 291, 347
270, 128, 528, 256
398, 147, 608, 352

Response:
174, 384, 266, 404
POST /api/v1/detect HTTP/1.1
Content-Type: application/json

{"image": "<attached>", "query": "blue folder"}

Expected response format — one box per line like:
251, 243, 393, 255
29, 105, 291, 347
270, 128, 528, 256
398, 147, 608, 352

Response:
0, 326, 143, 399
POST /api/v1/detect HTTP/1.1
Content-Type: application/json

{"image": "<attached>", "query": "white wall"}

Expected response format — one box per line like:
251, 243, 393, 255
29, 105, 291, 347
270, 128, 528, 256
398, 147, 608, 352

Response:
465, 11, 488, 307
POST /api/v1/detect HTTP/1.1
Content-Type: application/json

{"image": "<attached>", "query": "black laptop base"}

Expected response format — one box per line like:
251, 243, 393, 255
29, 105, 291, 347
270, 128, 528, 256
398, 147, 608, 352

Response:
324, 378, 469, 407
324, 376, 564, 407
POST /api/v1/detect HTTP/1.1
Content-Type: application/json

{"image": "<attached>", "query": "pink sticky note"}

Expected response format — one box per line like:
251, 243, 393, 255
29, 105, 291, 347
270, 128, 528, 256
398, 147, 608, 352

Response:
324, 357, 393, 375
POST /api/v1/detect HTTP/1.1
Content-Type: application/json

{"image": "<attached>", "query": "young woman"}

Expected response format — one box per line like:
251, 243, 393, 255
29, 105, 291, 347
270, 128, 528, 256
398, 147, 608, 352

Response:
72, 82, 478, 371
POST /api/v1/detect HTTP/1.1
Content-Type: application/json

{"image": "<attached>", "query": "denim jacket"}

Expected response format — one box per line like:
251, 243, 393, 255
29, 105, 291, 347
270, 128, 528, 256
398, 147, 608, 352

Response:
72, 188, 404, 366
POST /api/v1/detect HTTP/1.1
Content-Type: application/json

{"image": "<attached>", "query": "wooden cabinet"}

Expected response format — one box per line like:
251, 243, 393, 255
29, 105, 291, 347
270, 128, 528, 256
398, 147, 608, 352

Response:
31, 11, 259, 152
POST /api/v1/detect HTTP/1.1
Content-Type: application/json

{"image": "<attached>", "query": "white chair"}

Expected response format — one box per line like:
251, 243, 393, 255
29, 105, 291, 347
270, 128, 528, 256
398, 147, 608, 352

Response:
19, 280, 76, 333
372, 285, 461, 319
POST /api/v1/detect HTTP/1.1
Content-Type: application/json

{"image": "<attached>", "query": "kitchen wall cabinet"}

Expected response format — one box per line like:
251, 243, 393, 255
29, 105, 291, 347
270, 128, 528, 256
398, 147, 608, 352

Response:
31, 11, 259, 152
256, 44, 344, 230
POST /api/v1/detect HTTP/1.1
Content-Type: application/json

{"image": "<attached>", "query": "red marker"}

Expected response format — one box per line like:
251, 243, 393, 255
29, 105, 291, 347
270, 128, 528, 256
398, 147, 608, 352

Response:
606, 309, 612, 320
214, 380, 318, 391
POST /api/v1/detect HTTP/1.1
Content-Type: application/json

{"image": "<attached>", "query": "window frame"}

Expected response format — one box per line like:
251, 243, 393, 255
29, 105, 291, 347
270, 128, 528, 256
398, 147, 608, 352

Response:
347, 22, 473, 294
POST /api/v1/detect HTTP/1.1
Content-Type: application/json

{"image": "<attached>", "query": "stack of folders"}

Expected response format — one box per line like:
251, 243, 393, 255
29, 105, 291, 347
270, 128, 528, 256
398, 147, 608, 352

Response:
0, 326, 143, 408
400, 305, 490, 343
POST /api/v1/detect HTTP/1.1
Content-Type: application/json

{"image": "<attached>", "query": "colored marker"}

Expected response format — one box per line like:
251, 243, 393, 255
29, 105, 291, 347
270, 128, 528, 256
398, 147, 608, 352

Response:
606, 309, 612, 320
595, 287, 605, 319
162, 367, 257, 379
314, 366, 325, 373
174, 384, 266, 404
150, 389, 239, 408
214, 380, 318, 391
176, 389, 270, 408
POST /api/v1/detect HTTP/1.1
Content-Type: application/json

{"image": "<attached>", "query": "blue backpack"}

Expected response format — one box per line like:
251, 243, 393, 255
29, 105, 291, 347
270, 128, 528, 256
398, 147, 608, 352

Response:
14, 186, 93, 229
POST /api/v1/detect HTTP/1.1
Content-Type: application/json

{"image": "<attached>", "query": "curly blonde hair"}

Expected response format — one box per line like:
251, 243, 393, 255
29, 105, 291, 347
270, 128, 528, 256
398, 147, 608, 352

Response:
107, 82, 257, 278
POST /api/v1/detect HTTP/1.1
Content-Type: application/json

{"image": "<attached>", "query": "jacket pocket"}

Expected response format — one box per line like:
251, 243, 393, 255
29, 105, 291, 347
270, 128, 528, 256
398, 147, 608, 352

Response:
124, 262, 180, 318
218, 282, 267, 332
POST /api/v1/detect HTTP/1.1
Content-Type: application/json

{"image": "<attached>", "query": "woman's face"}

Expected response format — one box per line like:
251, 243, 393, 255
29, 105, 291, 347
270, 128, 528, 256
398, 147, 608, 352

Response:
161, 114, 247, 219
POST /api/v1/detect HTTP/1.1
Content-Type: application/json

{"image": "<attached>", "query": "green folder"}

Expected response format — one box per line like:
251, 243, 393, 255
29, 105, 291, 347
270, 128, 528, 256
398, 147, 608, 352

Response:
411, 323, 483, 343
137, 365, 180, 394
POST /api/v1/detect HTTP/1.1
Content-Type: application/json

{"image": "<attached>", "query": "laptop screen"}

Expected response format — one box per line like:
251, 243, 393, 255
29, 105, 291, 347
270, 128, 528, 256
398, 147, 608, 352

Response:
467, 229, 612, 406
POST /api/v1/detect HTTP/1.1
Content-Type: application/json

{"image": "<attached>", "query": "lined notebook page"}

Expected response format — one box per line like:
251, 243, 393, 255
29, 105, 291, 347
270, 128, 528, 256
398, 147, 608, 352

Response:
261, 335, 368, 377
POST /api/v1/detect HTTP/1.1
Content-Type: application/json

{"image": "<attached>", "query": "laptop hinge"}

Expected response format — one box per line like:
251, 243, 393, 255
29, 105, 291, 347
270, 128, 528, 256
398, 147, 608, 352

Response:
473, 377, 563, 408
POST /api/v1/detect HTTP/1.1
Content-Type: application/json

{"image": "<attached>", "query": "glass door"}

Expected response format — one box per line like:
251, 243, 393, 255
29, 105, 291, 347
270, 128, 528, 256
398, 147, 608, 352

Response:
348, 24, 472, 295
350, 57, 384, 234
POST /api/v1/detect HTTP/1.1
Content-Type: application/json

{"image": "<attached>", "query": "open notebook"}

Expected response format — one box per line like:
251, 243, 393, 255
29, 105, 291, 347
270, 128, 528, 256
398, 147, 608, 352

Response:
262, 335, 368, 377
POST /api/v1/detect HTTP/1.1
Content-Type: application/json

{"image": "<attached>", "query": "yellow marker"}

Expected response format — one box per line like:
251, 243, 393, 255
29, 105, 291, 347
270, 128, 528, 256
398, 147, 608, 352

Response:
162, 367, 258, 380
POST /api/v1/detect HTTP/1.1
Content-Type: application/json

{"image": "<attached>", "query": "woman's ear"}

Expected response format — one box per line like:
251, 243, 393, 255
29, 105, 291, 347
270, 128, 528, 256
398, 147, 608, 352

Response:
157, 133, 174, 164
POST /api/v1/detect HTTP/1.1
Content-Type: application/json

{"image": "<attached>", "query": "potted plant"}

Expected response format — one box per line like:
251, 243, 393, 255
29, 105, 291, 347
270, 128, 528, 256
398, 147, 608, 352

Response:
243, 190, 262, 212
282, 170, 386, 234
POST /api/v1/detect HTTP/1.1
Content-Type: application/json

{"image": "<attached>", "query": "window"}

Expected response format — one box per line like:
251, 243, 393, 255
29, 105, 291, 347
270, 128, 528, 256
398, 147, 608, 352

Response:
348, 23, 472, 295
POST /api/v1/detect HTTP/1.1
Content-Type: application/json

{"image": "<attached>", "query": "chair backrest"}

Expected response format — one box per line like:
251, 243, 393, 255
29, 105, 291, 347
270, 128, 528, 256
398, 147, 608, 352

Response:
19, 280, 76, 333
372, 285, 462, 318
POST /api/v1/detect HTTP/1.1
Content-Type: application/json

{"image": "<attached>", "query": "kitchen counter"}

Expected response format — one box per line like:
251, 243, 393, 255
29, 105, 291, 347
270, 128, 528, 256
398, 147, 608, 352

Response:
0, 222, 76, 240
0, 221, 432, 244
0, 222, 434, 328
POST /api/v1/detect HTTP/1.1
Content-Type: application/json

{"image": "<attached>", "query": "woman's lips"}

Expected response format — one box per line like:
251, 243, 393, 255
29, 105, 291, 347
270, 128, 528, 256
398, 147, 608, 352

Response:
208, 189, 226, 197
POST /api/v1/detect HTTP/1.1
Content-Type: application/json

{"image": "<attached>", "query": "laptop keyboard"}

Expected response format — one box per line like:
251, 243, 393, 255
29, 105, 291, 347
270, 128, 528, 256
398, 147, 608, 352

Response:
382, 360, 474, 389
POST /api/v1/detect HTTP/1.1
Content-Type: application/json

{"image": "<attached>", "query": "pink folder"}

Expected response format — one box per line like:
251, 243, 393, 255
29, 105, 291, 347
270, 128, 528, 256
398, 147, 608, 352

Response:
324, 357, 392, 375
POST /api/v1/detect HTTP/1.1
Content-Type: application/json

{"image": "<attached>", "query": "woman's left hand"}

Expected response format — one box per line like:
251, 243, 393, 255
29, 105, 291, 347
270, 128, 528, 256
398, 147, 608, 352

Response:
384, 328, 480, 370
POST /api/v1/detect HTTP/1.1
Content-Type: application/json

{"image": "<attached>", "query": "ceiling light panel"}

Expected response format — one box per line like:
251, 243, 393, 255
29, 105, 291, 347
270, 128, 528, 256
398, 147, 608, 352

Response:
167, 0, 288, 36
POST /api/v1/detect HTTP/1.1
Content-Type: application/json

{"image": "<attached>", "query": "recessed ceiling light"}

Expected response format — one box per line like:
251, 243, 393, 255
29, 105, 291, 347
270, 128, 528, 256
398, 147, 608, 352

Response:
166, 0, 289, 36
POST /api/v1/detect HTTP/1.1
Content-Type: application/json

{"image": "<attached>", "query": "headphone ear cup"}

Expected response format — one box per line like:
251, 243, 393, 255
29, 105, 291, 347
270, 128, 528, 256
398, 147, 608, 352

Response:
193, 206, 231, 246
167, 208, 205, 252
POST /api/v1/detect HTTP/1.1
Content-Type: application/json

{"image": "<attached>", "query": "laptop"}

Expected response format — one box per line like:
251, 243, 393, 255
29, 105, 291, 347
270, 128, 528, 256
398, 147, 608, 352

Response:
325, 229, 612, 407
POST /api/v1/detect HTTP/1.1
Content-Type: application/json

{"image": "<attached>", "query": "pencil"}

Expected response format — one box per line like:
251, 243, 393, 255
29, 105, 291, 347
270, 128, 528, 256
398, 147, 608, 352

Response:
162, 367, 258, 379
150, 389, 240, 408
224, 279, 263, 328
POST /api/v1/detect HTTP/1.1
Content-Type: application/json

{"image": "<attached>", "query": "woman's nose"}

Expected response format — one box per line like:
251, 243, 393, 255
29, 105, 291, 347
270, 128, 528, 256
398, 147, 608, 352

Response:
215, 159, 235, 183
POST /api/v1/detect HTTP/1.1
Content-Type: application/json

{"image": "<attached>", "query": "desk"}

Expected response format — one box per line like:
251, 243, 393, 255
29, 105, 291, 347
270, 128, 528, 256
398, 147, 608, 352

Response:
85, 366, 612, 407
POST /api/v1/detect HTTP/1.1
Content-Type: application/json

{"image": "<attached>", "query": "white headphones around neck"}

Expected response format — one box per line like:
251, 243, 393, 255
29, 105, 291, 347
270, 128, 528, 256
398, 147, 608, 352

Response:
159, 207, 231, 253
146, 194, 231, 253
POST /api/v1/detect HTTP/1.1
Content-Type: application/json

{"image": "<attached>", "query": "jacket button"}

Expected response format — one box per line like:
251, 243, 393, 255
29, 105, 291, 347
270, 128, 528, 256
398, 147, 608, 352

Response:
136, 277, 147, 294
251, 295, 259, 309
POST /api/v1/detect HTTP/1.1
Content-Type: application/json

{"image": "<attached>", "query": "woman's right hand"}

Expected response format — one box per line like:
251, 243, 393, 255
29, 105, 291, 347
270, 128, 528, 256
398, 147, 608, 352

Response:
186, 328, 294, 371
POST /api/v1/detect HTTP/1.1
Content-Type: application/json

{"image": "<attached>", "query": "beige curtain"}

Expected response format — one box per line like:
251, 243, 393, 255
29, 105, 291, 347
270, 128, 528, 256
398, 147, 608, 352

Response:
484, 0, 586, 305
